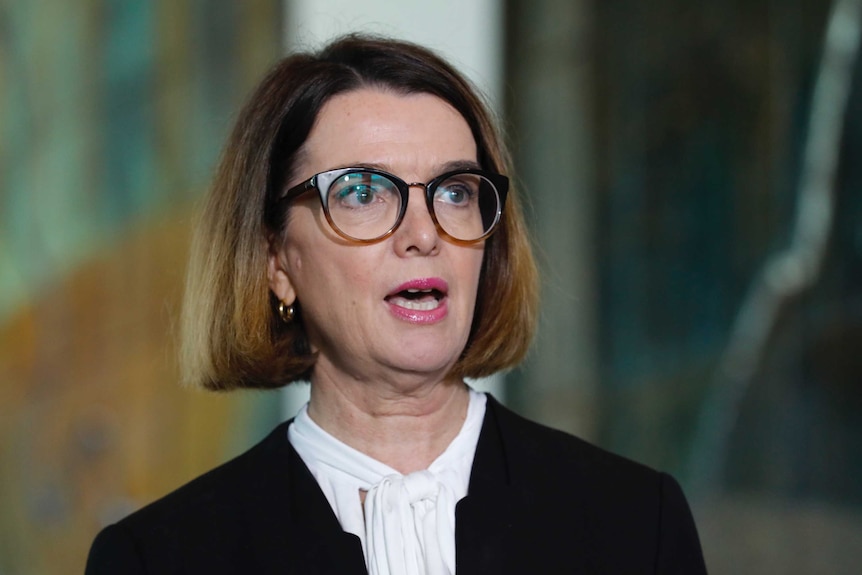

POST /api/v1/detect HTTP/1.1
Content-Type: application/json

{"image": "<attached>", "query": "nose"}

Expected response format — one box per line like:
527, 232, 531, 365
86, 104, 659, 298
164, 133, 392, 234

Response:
392, 186, 440, 256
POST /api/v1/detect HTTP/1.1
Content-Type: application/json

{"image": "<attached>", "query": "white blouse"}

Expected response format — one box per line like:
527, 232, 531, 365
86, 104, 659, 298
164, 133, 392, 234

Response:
288, 389, 487, 575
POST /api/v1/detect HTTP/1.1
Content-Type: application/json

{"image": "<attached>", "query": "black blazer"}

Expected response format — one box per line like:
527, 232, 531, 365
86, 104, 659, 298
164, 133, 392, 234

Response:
86, 396, 707, 574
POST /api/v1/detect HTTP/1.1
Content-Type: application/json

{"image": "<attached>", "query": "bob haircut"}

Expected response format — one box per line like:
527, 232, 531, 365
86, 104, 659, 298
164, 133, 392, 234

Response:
181, 34, 539, 390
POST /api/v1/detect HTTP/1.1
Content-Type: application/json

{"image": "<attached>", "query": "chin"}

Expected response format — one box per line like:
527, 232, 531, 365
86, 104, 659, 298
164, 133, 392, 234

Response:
387, 352, 459, 379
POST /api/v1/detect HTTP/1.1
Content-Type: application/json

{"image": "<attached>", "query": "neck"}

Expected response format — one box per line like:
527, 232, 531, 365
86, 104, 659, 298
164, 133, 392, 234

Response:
307, 367, 470, 474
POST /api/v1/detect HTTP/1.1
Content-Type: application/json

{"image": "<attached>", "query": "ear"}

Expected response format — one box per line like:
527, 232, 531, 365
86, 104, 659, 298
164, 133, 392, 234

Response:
267, 240, 297, 305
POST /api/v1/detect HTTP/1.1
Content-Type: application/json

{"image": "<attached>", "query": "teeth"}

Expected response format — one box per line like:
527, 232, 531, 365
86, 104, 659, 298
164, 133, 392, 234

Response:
401, 299, 440, 311
406, 288, 432, 293
390, 297, 441, 311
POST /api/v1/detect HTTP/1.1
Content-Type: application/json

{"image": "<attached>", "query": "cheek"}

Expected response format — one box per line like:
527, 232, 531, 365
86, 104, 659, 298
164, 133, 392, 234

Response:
466, 250, 485, 285
289, 252, 303, 273
280, 243, 304, 291
286, 244, 369, 309
281, 210, 327, 290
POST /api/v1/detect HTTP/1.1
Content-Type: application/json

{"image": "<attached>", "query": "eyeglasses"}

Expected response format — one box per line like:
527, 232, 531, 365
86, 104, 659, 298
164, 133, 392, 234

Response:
277, 167, 508, 244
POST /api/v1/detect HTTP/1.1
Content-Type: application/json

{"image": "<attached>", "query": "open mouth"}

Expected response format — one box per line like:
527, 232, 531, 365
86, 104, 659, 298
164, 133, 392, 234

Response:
385, 288, 445, 311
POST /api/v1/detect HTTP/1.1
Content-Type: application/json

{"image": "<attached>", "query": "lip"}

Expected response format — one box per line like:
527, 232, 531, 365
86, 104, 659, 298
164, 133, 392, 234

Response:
385, 277, 449, 324
389, 277, 449, 295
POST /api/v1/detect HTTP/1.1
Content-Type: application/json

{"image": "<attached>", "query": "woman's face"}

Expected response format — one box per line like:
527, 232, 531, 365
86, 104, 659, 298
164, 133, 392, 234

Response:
268, 88, 485, 386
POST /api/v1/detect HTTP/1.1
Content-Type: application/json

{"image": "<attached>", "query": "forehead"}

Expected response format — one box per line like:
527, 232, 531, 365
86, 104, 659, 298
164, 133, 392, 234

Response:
296, 88, 478, 180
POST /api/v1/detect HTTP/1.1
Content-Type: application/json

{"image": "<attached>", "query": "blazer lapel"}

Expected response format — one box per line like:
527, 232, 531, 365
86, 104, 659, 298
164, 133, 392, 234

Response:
455, 396, 520, 575
457, 395, 600, 575
236, 422, 367, 575
285, 446, 367, 575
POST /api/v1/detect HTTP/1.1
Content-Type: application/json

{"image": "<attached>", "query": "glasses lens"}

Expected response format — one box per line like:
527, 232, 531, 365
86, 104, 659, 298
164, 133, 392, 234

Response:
325, 171, 401, 240
432, 173, 501, 241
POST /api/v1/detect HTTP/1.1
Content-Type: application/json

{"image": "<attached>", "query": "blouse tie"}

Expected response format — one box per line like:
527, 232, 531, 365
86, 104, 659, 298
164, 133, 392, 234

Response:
365, 469, 456, 574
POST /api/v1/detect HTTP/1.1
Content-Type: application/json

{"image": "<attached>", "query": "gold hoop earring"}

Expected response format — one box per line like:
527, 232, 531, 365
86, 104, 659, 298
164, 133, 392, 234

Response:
278, 301, 296, 324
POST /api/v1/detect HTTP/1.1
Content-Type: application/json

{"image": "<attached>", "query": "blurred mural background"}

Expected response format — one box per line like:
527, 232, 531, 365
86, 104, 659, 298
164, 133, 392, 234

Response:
1, 0, 861, 574
506, 0, 862, 572
0, 1, 284, 573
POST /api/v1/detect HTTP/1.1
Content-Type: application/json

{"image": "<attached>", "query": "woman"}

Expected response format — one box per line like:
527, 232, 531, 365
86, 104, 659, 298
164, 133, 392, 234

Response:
86, 35, 707, 574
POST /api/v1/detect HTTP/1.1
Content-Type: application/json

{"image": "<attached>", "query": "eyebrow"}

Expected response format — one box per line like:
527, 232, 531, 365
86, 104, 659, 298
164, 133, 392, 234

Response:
338, 159, 483, 175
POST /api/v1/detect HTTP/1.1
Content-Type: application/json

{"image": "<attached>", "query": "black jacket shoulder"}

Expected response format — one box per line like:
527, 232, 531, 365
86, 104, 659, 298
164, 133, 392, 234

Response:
85, 422, 355, 574
464, 397, 707, 574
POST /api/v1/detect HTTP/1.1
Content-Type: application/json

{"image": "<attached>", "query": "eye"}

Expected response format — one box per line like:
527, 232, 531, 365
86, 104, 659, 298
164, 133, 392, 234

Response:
435, 180, 476, 206
330, 173, 395, 209
337, 184, 377, 206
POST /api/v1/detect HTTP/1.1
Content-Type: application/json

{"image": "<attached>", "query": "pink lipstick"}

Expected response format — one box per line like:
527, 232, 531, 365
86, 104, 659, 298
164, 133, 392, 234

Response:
385, 277, 449, 324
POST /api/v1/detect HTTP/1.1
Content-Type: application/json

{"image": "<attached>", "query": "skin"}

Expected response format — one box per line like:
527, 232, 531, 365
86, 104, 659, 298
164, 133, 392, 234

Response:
268, 88, 485, 473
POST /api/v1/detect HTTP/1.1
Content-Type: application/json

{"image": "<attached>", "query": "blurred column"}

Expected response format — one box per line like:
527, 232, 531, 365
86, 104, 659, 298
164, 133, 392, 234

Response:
505, 0, 599, 438
280, 0, 506, 418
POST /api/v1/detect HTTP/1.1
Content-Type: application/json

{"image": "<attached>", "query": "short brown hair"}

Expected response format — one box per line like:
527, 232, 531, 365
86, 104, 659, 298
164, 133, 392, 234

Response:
181, 34, 539, 390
